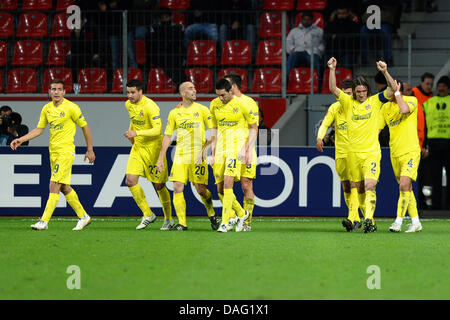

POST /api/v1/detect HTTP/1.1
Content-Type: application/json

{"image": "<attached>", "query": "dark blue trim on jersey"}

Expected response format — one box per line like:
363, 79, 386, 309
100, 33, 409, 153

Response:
378, 91, 389, 103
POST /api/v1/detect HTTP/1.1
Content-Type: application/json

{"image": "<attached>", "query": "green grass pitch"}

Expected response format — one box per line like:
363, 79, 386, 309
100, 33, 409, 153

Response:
0, 216, 449, 300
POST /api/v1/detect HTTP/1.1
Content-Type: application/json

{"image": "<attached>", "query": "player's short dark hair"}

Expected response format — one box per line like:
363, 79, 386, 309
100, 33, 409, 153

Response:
340, 79, 353, 90
49, 79, 64, 88
126, 79, 144, 91
224, 73, 242, 90
421, 72, 435, 82
437, 75, 450, 88
215, 78, 232, 91
352, 76, 371, 98
302, 11, 313, 19
0, 105, 12, 113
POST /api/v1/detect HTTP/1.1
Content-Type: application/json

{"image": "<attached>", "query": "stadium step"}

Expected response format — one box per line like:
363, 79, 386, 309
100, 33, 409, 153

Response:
414, 23, 450, 38
392, 51, 449, 66
401, 11, 450, 23
393, 38, 450, 49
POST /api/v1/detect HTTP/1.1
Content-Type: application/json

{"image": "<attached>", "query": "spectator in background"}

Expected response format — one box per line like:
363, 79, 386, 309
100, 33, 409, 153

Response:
149, 8, 185, 85
359, 0, 402, 66
324, 5, 360, 69
132, 0, 158, 42
183, 1, 220, 49
413, 72, 434, 209
257, 107, 273, 147
403, 0, 438, 12
219, 0, 255, 58
0, 105, 12, 145
6, 112, 29, 146
374, 71, 390, 147
401, 81, 413, 96
423, 76, 450, 209
286, 11, 324, 82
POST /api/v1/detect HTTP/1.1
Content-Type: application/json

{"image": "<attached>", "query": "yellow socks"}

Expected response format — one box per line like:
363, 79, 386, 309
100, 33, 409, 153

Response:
407, 191, 419, 218
358, 192, 366, 219
129, 184, 153, 217
365, 190, 377, 222
344, 192, 351, 210
244, 197, 255, 225
65, 189, 87, 218
222, 189, 245, 225
157, 187, 172, 221
173, 192, 187, 227
41, 193, 59, 223
348, 188, 359, 222
200, 189, 215, 217
397, 191, 410, 219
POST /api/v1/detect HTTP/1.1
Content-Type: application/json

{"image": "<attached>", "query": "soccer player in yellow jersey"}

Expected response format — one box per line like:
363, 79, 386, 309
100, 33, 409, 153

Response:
10, 79, 95, 231
123, 79, 172, 230
328, 57, 395, 233
379, 80, 423, 233
316, 79, 366, 232
156, 81, 220, 231
223, 74, 259, 231
207, 78, 258, 233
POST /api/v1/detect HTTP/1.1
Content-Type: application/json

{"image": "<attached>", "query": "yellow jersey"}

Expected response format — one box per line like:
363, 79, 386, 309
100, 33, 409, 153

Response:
379, 95, 420, 157
164, 102, 214, 164
37, 98, 87, 154
317, 101, 348, 158
337, 89, 389, 153
125, 95, 163, 148
210, 96, 257, 158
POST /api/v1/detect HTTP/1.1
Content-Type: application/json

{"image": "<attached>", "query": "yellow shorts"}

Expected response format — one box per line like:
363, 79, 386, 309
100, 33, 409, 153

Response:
348, 151, 381, 182
50, 152, 75, 185
126, 145, 168, 183
213, 156, 242, 184
335, 157, 350, 181
391, 151, 420, 183
170, 161, 209, 185
240, 148, 257, 179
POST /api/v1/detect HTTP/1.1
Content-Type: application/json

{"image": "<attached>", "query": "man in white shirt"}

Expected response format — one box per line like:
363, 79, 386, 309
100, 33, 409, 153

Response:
286, 11, 324, 81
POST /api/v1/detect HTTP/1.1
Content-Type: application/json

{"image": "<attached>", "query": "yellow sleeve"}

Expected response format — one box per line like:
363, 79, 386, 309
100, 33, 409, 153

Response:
136, 102, 162, 137
202, 106, 214, 129
37, 105, 48, 128
241, 100, 257, 126
209, 101, 218, 129
405, 96, 418, 113
379, 107, 387, 130
164, 110, 176, 136
337, 90, 352, 112
70, 103, 88, 128
317, 104, 336, 140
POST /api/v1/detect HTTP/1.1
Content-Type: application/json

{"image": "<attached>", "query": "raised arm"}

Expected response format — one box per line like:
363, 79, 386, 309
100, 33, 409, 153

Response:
392, 80, 411, 114
376, 61, 395, 99
327, 57, 341, 98
10, 127, 44, 150
81, 124, 95, 163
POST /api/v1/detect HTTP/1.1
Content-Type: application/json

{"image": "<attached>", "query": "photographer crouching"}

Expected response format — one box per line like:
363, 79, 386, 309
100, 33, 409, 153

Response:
5, 112, 29, 146
0, 105, 12, 145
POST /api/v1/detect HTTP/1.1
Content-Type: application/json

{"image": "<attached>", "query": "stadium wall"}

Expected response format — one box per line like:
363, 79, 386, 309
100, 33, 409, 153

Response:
0, 146, 414, 218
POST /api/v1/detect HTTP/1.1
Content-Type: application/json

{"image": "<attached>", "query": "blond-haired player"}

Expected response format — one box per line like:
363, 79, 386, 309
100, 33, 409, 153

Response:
123, 79, 172, 230
11, 79, 95, 231
379, 80, 423, 233
157, 81, 220, 231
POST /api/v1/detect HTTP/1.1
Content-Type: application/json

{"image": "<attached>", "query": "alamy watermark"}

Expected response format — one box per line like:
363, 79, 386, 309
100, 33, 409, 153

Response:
66, 265, 81, 290
366, 265, 381, 290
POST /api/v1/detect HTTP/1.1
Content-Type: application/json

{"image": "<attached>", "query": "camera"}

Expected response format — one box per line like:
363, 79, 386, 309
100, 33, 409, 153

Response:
1, 113, 12, 126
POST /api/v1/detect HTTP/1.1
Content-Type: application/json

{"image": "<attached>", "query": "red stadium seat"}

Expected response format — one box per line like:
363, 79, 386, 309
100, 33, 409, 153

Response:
0, 12, 14, 38
55, 0, 75, 10
22, 0, 52, 10
17, 12, 48, 38
111, 68, 143, 93
172, 12, 185, 28
220, 40, 251, 66
159, 0, 190, 10
297, 0, 327, 11
287, 67, 318, 93
295, 12, 324, 29
263, 0, 294, 10
255, 40, 282, 66
259, 12, 290, 39
134, 40, 146, 65
42, 67, 73, 93
0, 0, 18, 10
12, 40, 43, 66
78, 68, 107, 93
7, 68, 37, 93
0, 70, 3, 93
185, 68, 213, 93
45, 40, 71, 66
218, 68, 248, 93
51, 12, 72, 38
187, 40, 217, 66
251, 68, 281, 93
0, 41, 7, 66
146, 68, 177, 94
321, 68, 352, 93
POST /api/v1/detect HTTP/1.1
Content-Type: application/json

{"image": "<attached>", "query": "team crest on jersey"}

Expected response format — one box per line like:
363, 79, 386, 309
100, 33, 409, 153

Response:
233, 108, 238, 113
59, 111, 65, 117
139, 111, 144, 118
193, 112, 199, 117
365, 105, 371, 110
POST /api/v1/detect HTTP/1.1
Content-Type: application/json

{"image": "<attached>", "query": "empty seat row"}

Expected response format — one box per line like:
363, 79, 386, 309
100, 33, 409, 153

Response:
1, 66, 351, 94
0, 0, 75, 11
159, 0, 327, 11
